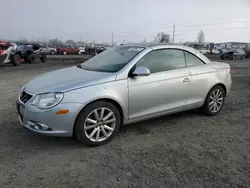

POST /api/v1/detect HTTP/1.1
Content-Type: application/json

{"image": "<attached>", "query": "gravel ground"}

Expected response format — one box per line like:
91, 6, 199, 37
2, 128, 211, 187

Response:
0, 57, 250, 188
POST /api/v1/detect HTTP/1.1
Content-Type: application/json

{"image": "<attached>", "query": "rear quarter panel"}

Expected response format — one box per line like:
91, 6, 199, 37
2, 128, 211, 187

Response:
188, 64, 231, 108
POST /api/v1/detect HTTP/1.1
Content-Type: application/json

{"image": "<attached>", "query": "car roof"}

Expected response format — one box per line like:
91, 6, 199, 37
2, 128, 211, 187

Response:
123, 43, 211, 64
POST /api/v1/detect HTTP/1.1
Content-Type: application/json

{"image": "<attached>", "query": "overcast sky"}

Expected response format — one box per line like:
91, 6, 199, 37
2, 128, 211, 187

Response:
1, 0, 250, 43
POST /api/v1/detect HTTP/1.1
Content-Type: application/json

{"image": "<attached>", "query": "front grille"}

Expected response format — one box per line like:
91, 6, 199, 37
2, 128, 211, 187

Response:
20, 90, 33, 104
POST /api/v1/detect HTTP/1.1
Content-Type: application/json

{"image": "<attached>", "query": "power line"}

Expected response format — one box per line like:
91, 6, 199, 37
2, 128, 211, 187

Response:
114, 20, 250, 34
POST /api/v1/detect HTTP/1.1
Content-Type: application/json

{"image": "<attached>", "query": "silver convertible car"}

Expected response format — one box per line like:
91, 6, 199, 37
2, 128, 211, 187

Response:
16, 44, 232, 146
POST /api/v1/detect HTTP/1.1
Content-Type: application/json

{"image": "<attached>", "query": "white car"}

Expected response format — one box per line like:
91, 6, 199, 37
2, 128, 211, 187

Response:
212, 49, 220, 55
78, 47, 86, 54
198, 48, 210, 55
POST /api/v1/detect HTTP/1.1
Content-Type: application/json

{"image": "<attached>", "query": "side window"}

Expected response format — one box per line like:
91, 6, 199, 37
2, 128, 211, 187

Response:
136, 49, 185, 74
184, 51, 204, 67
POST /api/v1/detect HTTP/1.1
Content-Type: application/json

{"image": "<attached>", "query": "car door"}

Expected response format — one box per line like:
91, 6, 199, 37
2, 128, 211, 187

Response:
184, 51, 215, 108
41, 47, 49, 54
128, 49, 191, 120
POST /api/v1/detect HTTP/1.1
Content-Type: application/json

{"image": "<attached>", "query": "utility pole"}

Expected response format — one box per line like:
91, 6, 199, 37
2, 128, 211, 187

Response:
172, 24, 175, 43
112, 32, 114, 45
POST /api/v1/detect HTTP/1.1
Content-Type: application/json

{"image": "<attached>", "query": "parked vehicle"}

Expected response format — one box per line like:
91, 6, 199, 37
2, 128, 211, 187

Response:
16, 44, 232, 146
78, 47, 86, 54
40, 46, 57, 55
220, 48, 246, 60
243, 45, 250, 58
95, 45, 106, 54
56, 45, 79, 55
15, 43, 46, 63
0, 42, 21, 66
212, 49, 220, 55
198, 48, 210, 55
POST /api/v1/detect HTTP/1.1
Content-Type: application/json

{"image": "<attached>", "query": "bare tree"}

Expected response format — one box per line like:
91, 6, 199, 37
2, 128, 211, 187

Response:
197, 30, 205, 44
65, 39, 76, 45
155, 32, 171, 43
49, 38, 63, 45
76, 41, 85, 46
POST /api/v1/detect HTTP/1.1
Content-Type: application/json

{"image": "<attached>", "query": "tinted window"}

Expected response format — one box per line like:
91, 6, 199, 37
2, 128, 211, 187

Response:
184, 51, 204, 67
136, 49, 185, 73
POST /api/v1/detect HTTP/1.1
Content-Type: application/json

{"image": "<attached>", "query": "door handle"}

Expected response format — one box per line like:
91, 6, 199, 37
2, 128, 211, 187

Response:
183, 78, 190, 82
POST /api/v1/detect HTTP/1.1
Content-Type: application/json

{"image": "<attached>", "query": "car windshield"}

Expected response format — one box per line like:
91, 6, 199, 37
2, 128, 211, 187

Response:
16, 45, 25, 50
80, 46, 145, 72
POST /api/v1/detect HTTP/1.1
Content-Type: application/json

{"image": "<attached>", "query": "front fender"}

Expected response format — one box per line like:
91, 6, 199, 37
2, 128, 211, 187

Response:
62, 80, 129, 121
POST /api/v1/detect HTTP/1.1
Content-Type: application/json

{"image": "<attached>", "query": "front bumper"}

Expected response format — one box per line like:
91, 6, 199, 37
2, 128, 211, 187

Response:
16, 101, 83, 137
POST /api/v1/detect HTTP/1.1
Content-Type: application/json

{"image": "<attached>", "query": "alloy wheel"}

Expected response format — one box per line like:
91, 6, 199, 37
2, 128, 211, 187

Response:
209, 89, 224, 113
84, 107, 116, 142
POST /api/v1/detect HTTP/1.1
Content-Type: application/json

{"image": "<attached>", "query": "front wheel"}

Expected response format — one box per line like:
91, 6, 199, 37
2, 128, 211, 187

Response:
74, 101, 121, 146
202, 85, 225, 116
11, 54, 21, 66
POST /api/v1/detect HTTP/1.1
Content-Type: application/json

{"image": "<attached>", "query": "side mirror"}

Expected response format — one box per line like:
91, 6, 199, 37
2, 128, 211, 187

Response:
132, 66, 150, 76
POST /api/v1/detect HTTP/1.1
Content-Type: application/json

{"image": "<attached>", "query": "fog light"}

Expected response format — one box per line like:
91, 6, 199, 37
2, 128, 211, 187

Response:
27, 121, 51, 131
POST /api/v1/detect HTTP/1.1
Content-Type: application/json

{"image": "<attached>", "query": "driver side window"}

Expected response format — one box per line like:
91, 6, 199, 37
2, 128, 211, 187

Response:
136, 49, 186, 74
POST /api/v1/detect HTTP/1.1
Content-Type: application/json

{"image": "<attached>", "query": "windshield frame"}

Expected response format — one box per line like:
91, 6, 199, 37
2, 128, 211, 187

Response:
80, 46, 146, 73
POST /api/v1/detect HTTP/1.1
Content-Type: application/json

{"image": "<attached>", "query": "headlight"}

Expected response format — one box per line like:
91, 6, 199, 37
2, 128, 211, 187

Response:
31, 92, 64, 109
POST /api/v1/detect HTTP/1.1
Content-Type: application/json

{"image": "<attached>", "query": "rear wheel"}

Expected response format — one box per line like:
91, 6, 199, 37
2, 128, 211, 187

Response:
28, 54, 36, 64
202, 85, 225, 116
50, 50, 56, 55
40, 55, 46, 62
74, 101, 121, 146
11, 54, 21, 66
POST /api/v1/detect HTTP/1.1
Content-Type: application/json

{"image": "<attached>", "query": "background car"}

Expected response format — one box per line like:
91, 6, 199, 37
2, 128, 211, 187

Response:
220, 48, 246, 60
198, 48, 210, 55
40, 46, 57, 55
56, 45, 79, 55
0, 41, 21, 66
212, 49, 220, 55
78, 47, 86, 54
16, 43, 46, 63
243, 45, 250, 58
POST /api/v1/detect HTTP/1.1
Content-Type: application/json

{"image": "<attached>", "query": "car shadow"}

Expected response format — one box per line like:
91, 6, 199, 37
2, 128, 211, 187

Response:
4, 109, 201, 152
120, 109, 201, 135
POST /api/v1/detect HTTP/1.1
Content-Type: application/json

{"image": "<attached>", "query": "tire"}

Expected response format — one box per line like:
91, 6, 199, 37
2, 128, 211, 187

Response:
23, 56, 29, 63
11, 54, 21, 66
50, 50, 56, 55
40, 55, 46, 62
202, 85, 226, 116
28, 54, 36, 64
74, 101, 121, 146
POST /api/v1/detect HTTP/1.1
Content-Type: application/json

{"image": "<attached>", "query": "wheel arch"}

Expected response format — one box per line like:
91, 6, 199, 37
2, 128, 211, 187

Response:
73, 98, 125, 135
207, 83, 227, 98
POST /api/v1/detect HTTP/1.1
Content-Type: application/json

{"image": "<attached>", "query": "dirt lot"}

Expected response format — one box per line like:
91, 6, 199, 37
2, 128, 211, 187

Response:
0, 57, 250, 188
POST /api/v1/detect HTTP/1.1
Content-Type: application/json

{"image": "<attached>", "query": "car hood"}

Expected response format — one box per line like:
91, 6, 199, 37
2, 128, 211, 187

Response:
25, 66, 116, 94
